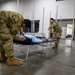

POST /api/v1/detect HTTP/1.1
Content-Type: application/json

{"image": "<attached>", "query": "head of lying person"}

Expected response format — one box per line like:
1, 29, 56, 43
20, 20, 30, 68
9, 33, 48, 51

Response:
21, 19, 31, 28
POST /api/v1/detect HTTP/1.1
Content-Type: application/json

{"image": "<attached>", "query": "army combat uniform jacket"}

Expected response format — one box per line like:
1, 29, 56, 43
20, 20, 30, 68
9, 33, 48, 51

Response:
49, 21, 62, 39
0, 10, 24, 57
0, 10, 24, 40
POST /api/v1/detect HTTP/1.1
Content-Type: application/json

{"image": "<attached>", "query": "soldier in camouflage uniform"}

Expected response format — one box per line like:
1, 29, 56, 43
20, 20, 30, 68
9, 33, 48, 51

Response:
0, 10, 31, 66
48, 18, 62, 50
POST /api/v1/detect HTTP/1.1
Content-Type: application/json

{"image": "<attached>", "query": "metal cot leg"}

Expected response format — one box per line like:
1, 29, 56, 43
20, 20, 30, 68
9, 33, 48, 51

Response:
25, 46, 31, 60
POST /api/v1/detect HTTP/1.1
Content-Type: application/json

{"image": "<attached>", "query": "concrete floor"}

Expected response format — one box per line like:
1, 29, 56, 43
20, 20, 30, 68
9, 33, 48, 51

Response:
1, 39, 75, 75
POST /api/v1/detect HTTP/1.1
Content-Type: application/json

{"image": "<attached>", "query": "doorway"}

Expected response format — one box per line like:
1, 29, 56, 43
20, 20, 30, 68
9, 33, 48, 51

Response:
66, 24, 72, 40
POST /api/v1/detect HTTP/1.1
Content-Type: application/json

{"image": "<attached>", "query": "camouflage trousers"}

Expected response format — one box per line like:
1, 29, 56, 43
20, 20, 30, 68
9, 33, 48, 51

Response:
0, 15, 14, 57
0, 33, 14, 57
50, 31, 62, 48
55, 38, 60, 47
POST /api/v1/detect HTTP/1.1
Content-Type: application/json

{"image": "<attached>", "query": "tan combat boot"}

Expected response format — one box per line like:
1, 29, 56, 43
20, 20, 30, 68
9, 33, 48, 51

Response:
7, 55, 23, 66
0, 52, 8, 62
52, 42, 58, 49
52, 46, 58, 49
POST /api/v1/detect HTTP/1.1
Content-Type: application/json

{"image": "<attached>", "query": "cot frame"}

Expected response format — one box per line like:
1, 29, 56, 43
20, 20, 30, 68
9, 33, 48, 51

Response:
14, 39, 56, 61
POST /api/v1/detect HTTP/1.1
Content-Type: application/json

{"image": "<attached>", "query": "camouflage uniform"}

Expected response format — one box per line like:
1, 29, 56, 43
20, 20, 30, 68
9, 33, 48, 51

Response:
49, 21, 62, 49
0, 10, 24, 57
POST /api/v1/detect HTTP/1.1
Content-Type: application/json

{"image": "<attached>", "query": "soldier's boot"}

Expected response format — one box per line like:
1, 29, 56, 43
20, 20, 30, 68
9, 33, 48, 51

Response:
52, 42, 58, 49
8, 55, 23, 66
52, 45, 58, 49
52, 46, 58, 49
0, 51, 8, 62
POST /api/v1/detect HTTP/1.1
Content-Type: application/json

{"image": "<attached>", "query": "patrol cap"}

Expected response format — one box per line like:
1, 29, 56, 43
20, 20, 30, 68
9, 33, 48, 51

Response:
23, 19, 31, 28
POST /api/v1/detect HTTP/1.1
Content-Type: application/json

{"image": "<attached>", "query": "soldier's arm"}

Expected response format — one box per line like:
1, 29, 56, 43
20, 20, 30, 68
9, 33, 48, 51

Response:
10, 14, 24, 34
10, 23, 26, 41
10, 23, 22, 41
48, 24, 52, 30
12, 34, 26, 41
49, 24, 54, 28
10, 21, 21, 34
10, 14, 26, 41
11, 34, 20, 41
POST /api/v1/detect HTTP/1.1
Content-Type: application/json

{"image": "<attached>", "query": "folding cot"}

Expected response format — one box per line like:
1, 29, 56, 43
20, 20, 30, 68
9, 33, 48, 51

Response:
14, 38, 57, 61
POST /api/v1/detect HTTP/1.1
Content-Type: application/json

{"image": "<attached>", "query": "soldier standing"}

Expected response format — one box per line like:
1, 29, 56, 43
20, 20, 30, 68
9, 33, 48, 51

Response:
48, 18, 62, 50
0, 10, 31, 66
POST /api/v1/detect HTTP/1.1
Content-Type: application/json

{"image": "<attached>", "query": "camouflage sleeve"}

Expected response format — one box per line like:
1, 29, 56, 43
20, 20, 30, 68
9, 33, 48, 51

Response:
11, 34, 20, 41
49, 24, 54, 28
49, 22, 57, 28
49, 23, 56, 28
10, 14, 24, 34
10, 23, 21, 34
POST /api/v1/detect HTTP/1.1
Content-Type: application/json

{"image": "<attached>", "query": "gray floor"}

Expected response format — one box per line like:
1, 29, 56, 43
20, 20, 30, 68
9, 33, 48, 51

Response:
1, 39, 75, 75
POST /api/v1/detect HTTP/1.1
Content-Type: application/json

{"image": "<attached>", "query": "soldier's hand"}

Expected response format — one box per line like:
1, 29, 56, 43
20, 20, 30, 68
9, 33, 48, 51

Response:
20, 38, 26, 41
21, 32, 26, 35
48, 28, 50, 30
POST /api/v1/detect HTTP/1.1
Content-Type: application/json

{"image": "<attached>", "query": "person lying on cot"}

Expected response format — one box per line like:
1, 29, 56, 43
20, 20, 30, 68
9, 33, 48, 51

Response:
0, 10, 31, 66
16, 34, 43, 44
